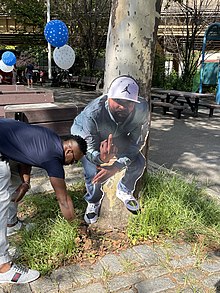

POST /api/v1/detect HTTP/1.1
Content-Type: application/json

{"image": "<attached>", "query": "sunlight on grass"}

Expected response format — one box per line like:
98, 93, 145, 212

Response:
127, 171, 220, 246
11, 173, 220, 275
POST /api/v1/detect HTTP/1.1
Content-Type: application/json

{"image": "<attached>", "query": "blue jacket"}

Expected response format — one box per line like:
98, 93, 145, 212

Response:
71, 94, 149, 170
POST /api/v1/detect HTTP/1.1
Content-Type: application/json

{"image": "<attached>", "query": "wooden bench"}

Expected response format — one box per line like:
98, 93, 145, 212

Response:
176, 98, 220, 117
151, 101, 186, 119
0, 90, 47, 95
76, 76, 103, 91
169, 97, 220, 117
0, 91, 54, 117
151, 93, 166, 102
69, 75, 80, 87
4, 103, 84, 137
0, 84, 26, 91
198, 102, 220, 117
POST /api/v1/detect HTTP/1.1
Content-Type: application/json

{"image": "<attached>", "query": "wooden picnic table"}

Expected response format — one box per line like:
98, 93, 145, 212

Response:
0, 90, 46, 95
151, 88, 215, 117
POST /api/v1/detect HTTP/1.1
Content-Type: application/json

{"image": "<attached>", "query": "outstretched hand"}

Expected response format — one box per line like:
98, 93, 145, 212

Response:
100, 134, 117, 163
92, 165, 119, 184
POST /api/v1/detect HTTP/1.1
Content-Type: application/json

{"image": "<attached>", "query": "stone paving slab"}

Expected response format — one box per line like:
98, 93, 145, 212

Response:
1, 238, 220, 292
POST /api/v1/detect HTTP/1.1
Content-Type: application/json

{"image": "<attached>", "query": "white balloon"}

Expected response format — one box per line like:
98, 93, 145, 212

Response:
53, 45, 75, 70
0, 60, 14, 72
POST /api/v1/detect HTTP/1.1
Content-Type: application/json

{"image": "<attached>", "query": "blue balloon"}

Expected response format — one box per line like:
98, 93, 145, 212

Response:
44, 20, 69, 47
2, 51, 16, 66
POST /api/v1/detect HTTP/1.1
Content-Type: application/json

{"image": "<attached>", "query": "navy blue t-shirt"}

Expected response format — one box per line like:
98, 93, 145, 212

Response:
26, 64, 34, 74
0, 118, 65, 179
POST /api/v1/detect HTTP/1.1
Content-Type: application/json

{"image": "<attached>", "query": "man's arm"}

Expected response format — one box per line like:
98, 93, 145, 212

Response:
13, 164, 32, 203
49, 177, 75, 221
19, 163, 31, 184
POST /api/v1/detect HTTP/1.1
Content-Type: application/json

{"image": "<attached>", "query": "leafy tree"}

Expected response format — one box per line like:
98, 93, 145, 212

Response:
0, 0, 45, 32
158, 0, 220, 90
1, 0, 111, 75
50, 0, 111, 75
0, 0, 47, 65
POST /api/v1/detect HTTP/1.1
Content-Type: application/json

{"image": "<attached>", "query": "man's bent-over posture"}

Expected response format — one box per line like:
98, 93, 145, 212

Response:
0, 118, 87, 284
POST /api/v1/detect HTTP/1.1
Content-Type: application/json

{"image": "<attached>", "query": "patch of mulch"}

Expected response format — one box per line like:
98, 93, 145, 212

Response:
65, 223, 218, 270
73, 224, 133, 265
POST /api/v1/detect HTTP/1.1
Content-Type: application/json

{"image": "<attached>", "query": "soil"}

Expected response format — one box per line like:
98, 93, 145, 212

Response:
72, 224, 133, 265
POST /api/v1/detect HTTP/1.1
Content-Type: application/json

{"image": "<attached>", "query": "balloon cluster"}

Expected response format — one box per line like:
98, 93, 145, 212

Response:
44, 20, 75, 70
0, 51, 16, 72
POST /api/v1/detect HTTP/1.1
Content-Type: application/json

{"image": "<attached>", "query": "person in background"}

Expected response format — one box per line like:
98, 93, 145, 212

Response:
39, 70, 44, 86
25, 63, 34, 88
71, 75, 149, 224
0, 118, 87, 284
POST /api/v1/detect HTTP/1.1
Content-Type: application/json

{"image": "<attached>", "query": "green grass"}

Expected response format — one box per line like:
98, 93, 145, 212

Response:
11, 172, 220, 275
12, 181, 86, 275
127, 171, 220, 246
17, 216, 79, 274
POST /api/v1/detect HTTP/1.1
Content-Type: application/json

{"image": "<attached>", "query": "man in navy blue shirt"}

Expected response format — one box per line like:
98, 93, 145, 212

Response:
0, 118, 87, 284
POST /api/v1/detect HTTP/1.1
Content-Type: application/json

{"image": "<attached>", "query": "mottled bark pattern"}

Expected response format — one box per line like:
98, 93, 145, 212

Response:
104, 0, 162, 97
96, 0, 162, 230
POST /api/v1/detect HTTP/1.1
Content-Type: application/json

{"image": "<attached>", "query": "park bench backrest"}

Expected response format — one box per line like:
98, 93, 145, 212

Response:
4, 104, 85, 137
0, 91, 54, 117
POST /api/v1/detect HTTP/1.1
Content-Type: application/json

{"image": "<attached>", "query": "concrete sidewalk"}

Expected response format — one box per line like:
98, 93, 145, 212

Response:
1, 86, 220, 292
149, 109, 220, 197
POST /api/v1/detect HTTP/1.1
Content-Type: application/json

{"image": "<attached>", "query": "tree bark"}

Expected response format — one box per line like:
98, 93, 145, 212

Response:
95, 0, 163, 230
104, 0, 162, 96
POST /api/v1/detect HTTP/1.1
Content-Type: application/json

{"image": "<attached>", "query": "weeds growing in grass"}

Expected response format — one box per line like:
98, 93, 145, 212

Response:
12, 181, 86, 274
11, 172, 220, 275
17, 216, 79, 274
127, 171, 220, 246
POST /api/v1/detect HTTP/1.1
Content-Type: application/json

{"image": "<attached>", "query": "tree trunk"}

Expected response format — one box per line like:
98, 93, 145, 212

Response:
95, 0, 163, 230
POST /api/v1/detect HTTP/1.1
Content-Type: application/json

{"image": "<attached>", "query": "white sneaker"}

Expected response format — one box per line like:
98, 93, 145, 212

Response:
7, 221, 23, 236
0, 263, 40, 284
116, 189, 139, 212
84, 201, 101, 224
7, 220, 34, 237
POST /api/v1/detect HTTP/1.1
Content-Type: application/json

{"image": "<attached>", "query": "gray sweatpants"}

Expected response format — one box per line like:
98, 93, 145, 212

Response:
7, 161, 21, 225
0, 159, 12, 265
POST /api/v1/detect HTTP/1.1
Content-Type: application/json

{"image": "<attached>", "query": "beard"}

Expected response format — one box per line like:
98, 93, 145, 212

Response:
112, 110, 130, 122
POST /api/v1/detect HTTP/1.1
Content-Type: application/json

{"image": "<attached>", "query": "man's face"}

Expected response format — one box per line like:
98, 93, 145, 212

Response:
64, 141, 84, 165
108, 98, 135, 122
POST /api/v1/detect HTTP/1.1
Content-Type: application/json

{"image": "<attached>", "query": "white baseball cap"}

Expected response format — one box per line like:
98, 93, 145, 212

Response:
107, 75, 140, 103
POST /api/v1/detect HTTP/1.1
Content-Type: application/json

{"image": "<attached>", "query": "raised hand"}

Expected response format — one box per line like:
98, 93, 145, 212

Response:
100, 134, 117, 163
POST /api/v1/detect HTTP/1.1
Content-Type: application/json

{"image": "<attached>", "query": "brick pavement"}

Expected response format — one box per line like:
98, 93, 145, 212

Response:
1, 241, 220, 292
